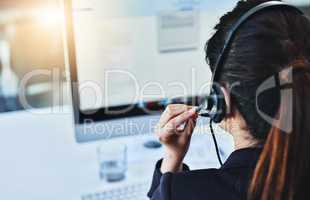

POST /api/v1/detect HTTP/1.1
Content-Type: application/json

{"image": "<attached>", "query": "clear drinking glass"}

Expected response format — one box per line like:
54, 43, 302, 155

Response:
97, 143, 127, 182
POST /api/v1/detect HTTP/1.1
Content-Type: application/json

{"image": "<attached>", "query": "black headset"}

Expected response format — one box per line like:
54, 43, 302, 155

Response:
197, 1, 304, 166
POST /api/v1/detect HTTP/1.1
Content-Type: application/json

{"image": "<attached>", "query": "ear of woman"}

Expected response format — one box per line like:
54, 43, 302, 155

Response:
220, 86, 232, 116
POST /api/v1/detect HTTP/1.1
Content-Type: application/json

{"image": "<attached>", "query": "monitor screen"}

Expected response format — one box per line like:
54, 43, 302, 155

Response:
69, 0, 237, 115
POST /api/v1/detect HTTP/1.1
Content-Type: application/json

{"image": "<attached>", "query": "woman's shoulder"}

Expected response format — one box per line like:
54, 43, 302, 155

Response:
148, 148, 262, 200
166, 166, 252, 200
167, 148, 262, 199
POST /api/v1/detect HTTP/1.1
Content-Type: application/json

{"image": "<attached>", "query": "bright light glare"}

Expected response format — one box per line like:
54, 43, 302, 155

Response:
35, 8, 64, 27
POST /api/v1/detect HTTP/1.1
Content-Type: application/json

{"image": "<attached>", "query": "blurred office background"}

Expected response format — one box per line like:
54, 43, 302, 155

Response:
0, 0, 309, 113
0, 0, 65, 113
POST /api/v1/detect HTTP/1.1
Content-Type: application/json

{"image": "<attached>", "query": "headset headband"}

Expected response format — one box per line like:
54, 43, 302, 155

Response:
211, 1, 304, 84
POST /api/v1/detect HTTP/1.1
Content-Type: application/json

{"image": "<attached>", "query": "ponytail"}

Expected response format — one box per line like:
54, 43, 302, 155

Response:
248, 61, 310, 200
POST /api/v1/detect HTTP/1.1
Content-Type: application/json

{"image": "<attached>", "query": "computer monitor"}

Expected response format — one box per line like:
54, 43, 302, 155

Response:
64, 0, 240, 143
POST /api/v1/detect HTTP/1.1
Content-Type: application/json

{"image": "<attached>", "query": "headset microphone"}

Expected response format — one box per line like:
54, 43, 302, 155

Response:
197, 1, 304, 166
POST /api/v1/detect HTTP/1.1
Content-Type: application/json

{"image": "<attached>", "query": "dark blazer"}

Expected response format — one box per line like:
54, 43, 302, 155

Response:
147, 148, 262, 200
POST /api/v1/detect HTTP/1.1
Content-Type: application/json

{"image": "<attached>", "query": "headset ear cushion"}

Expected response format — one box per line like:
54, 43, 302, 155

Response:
209, 84, 227, 123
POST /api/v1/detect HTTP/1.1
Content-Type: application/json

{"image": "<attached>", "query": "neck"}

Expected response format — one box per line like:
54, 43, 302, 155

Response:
232, 130, 260, 150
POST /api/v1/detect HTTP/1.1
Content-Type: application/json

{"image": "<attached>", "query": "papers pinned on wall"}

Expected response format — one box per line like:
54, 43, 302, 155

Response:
157, 10, 200, 53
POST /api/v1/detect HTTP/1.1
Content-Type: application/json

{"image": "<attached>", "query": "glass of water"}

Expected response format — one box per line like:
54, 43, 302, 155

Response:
97, 143, 127, 182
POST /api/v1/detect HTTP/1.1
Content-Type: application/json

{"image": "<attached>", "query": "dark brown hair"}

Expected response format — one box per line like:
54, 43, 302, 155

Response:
206, 0, 310, 199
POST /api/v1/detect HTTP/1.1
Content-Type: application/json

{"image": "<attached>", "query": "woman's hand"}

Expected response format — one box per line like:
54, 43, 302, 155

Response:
155, 104, 198, 173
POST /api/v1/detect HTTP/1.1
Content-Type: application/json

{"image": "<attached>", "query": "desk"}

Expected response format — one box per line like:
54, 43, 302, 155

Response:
0, 106, 233, 200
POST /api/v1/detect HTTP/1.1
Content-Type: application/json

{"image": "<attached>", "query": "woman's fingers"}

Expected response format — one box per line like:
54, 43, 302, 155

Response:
155, 104, 198, 144
158, 104, 193, 128
166, 108, 196, 129
157, 108, 197, 142
184, 118, 197, 136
